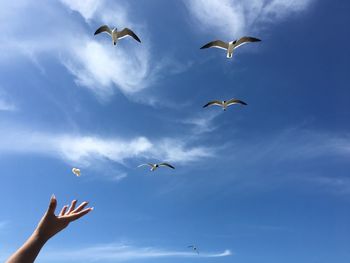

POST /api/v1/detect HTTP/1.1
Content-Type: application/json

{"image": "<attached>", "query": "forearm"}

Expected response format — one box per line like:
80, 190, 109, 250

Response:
6, 230, 48, 263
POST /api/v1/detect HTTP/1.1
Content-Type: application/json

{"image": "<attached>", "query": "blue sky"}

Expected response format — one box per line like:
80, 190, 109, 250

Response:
0, 0, 350, 262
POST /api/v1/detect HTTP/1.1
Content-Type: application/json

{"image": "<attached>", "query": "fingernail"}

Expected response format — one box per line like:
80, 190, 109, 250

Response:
51, 194, 56, 200
90, 207, 94, 210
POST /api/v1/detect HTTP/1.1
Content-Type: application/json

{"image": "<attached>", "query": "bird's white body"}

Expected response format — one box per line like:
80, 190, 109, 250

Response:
111, 28, 118, 45
211, 101, 234, 110
222, 101, 228, 110
150, 164, 158, 171
227, 41, 235, 58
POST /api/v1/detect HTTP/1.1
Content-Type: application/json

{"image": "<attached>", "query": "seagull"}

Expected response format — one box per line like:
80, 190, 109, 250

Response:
72, 168, 81, 177
188, 245, 199, 254
203, 98, 247, 111
138, 163, 175, 171
94, 25, 141, 45
200, 36, 261, 58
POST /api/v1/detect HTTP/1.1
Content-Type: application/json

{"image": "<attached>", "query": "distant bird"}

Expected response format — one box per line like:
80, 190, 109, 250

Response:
203, 98, 247, 111
94, 25, 141, 45
72, 168, 81, 177
188, 245, 199, 254
200, 36, 261, 58
138, 162, 175, 171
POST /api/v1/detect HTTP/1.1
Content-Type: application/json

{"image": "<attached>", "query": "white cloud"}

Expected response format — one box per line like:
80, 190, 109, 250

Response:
0, 1, 156, 101
63, 40, 151, 99
58, 0, 155, 99
0, 128, 212, 167
184, 0, 315, 37
154, 139, 213, 163
41, 243, 231, 262
60, 0, 101, 20
182, 110, 221, 134
60, 0, 129, 26
111, 172, 128, 182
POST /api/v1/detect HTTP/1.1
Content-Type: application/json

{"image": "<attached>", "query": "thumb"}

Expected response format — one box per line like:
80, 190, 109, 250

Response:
47, 194, 57, 215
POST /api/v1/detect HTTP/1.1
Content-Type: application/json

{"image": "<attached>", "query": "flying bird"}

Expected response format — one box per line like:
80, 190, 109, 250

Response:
188, 245, 199, 254
94, 25, 141, 45
72, 168, 81, 177
200, 36, 261, 58
138, 163, 175, 171
203, 98, 247, 111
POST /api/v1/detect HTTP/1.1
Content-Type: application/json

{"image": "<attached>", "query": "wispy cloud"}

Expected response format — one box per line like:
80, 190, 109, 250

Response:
182, 110, 221, 134
63, 40, 152, 100
243, 129, 350, 163
0, 98, 16, 112
110, 172, 128, 182
184, 0, 315, 37
0, 1, 159, 101
60, 0, 101, 21
42, 243, 231, 262
308, 175, 350, 195
0, 127, 213, 168
59, 0, 153, 99
0, 89, 17, 111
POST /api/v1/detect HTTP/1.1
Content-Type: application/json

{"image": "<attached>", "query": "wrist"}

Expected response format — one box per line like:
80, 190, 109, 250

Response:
32, 229, 50, 245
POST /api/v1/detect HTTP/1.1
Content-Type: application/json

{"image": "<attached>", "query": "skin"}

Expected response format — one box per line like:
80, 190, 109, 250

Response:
6, 195, 93, 263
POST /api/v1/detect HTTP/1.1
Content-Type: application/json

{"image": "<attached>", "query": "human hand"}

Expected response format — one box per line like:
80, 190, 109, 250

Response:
34, 195, 93, 242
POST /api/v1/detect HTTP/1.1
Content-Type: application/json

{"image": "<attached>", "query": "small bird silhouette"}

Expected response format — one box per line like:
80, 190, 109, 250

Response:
203, 98, 247, 111
138, 162, 175, 171
188, 245, 199, 254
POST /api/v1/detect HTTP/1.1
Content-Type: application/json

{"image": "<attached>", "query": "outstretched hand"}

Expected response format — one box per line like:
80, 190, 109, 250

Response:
35, 195, 93, 242
6, 195, 93, 263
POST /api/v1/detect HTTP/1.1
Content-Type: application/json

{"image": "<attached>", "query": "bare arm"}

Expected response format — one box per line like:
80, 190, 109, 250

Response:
6, 195, 93, 263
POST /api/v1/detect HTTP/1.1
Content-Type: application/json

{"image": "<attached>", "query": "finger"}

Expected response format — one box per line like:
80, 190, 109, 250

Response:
59, 205, 68, 216
67, 207, 93, 221
47, 194, 57, 215
67, 200, 77, 214
72, 201, 89, 214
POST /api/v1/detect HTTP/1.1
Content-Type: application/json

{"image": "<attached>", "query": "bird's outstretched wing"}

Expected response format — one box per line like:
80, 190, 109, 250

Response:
138, 163, 153, 168
203, 100, 222, 108
226, 98, 247, 106
159, 163, 175, 169
234, 36, 261, 49
94, 25, 112, 35
118, 28, 141, 42
200, 40, 229, 50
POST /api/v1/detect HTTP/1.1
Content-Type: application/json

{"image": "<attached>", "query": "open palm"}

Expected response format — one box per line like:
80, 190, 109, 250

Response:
36, 195, 93, 241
